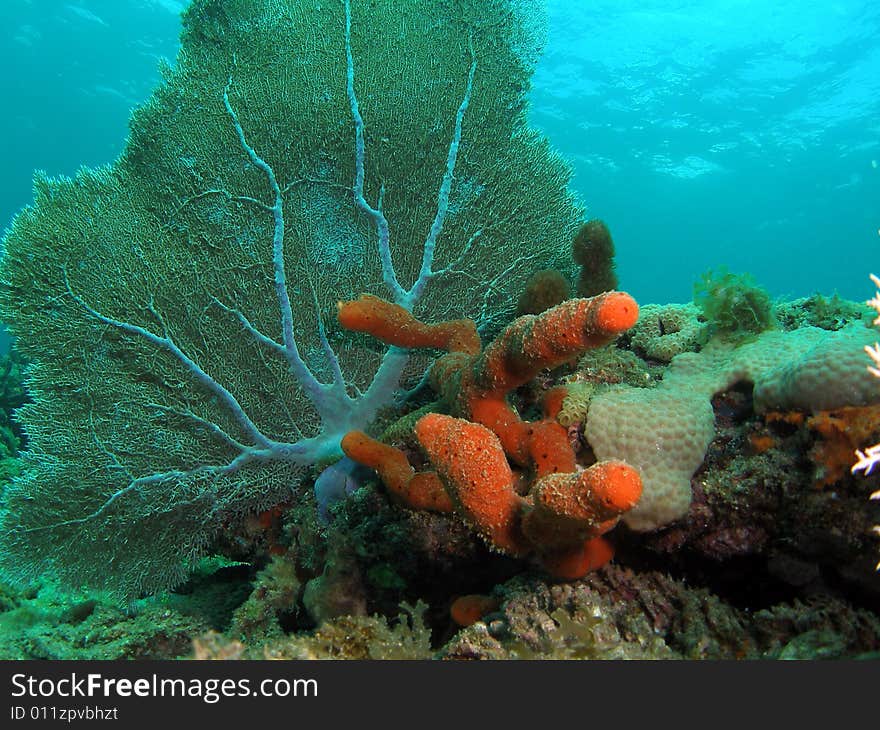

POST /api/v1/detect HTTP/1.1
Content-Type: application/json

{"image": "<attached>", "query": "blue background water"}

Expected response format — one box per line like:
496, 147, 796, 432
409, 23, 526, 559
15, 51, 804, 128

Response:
1, 0, 878, 312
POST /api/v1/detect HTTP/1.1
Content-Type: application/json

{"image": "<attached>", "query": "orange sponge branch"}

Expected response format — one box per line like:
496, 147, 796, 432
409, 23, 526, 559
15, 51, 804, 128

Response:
471, 292, 638, 394
341, 430, 453, 513
521, 461, 642, 551
414, 413, 527, 555
338, 294, 481, 355
336, 291, 642, 580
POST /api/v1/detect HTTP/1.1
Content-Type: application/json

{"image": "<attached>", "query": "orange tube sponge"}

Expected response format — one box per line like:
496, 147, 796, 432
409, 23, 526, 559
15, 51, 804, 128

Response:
450, 594, 500, 627
540, 536, 615, 580
337, 294, 480, 355
413, 412, 527, 555
521, 461, 641, 551
340, 431, 453, 512
337, 291, 642, 581
541, 385, 570, 420
465, 395, 532, 466
471, 292, 638, 395
526, 420, 577, 477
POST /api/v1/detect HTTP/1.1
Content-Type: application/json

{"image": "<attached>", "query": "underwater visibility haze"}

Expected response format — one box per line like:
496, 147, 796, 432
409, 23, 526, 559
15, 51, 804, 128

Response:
0, 0, 877, 661
3, 0, 879, 304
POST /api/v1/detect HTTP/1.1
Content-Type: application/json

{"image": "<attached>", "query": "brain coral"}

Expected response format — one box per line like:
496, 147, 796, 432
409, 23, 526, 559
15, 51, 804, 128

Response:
584, 322, 879, 531
753, 328, 880, 412
628, 303, 709, 363
586, 386, 714, 531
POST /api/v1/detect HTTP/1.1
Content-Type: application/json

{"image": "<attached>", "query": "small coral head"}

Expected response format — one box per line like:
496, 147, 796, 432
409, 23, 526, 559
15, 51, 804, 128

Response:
572, 219, 614, 267
517, 269, 571, 316
573, 219, 618, 298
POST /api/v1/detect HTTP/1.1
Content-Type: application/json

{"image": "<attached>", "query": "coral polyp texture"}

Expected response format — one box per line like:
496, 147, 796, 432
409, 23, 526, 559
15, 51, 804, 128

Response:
585, 320, 880, 531
0, 0, 584, 599
338, 291, 643, 579
627, 302, 709, 362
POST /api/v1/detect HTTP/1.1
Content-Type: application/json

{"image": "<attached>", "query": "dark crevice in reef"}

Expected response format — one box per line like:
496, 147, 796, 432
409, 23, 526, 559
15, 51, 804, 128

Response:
617, 544, 802, 612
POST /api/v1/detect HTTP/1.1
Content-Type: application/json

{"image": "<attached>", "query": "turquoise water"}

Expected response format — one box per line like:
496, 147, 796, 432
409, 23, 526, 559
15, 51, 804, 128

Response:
0, 0, 878, 662
531, 1, 880, 304
2, 0, 878, 305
